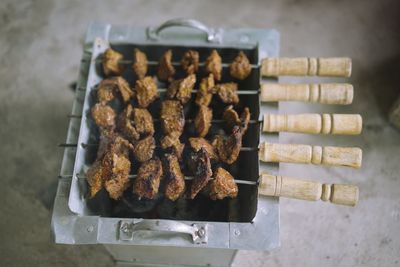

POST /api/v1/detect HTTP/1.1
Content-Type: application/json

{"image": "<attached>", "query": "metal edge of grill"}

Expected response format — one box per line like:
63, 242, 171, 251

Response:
51, 21, 280, 251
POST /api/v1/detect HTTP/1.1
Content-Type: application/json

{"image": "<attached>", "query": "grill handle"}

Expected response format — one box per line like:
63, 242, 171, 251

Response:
119, 220, 207, 244
260, 83, 354, 105
259, 173, 359, 206
259, 142, 362, 168
261, 57, 352, 77
262, 113, 362, 135
147, 18, 221, 43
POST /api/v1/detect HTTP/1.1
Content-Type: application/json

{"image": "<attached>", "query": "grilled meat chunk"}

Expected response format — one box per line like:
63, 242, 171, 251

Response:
230, 51, 251, 80
188, 148, 212, 199
160, 100, 185, 135
131, 136, 156, 162
205, 50, 222, 81
163, 154, 185, 201
134, 76, 159, 108
222, 106, 250, 134
188, 137, 218, 160
132, 48, 148, 79
194, 105, 212, 137
91, 103, 116, 129
97, 77, 133, 104
157, 49, 175, 82
209, 167, 238, 200
167, 74, 196, 104
212, 126, 242, 164
215, 83, 239, 104
87, 133, 132, 199
102, 48, 124, 76
118, 105, 154, 141
134, 158, 163, 199
195, 74, 215, 107
161, 132, 185, 159
181, 50, 199, 75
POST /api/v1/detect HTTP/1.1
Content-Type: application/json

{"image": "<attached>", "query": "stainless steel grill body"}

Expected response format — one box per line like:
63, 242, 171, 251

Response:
52, 20, 280, 266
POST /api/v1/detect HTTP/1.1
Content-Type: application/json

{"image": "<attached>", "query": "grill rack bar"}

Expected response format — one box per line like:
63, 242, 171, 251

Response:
58, 174, 259, 186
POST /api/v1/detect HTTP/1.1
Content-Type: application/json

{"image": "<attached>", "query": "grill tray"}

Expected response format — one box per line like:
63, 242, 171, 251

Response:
53, 20, 280, 250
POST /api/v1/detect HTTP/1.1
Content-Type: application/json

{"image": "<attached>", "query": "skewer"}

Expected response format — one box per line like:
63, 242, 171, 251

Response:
58, 143, 259, 152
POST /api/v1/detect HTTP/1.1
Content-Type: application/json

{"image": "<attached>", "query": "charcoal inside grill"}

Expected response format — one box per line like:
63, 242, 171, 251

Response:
84, 43, 260, 222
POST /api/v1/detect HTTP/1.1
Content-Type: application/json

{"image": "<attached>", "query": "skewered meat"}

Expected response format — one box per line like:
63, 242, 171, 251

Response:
194, 105, 212, 137
132, 48, 148, 79
209, 167, 238, 200
97, 77, 133, 104
188, 137, 218, 160
91, 103, 116, 129
134, 158, 163, 199
230, 51, 251, 80
87, 133, 132, 199
160, 132, 185, 159
163, 154, 185, 201
215, 83, 239, 104
118, 105, 154, 141
212, 126, 242, 164
157, 49, 175, 82
102, 48, 124, 76
131, 136, 156, 162
160, 100, 185, 135
195, 74, 215, 107
167, 74, 196, 104
205, 49, 222, 81
134, 76, 159, 108
222, 106, 251, 134
188, 148, 212, 199
181, 50, 199, 75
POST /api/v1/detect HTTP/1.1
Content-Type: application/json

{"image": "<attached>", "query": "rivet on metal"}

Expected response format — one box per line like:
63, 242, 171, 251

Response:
87, 225, 94, 232
234, 229, 241, 236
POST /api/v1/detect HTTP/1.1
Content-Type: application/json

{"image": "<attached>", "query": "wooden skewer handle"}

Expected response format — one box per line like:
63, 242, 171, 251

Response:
259, 142, 362, 168
259, 173, 359, 206
261, 57, 352, 77
262, 113, 362, 135
260, 83, 354, 105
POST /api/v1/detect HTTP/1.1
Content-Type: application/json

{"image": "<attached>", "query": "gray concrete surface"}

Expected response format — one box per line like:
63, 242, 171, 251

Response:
1, 0, 399, 266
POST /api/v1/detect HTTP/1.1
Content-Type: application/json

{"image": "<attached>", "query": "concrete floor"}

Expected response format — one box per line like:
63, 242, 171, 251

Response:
1, 0, 400, 266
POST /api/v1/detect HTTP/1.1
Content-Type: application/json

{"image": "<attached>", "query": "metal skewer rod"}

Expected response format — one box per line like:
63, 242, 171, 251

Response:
87, 58, 259, 69
59, 174, 258, 186
59, 143, 259, 151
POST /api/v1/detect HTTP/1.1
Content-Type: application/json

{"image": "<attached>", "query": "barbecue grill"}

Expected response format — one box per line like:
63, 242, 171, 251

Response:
52, 19, 360, 267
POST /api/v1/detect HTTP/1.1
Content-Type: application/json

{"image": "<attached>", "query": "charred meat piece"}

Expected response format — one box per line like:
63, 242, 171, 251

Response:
189, 137, 218, 160
134, 158, 163, 199
118, 105, 154, 141
163, 154, 185, 201
97, 77, 133, 104
209, 167, 238, 200
161, 132, 185, 160
205, 50, 222, 81
195, 74, 215, 107
157, 49, 175, 82
194, 105, 212, 137
132, 48, 148, 79
131, 136, 156, 162
215, 83, 239, 104
167, 74, 196, 104
102, 48, 124, 76
160, 100, 185, 135
212, 126, 242, 164
230, 51, 251, 80
188, 148, 212, 199
91, 103, 116, 129
87, 133, 132, 199
223, 106, 251, 134
134, 76, 159, 108
181, 50, 199, 75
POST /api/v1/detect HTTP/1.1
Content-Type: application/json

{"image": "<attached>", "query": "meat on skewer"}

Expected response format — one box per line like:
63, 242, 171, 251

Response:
160, 132, 185, 160
189, 137, 219, 160
181, 50, 199, 75
157, 49, 175, 82
167, 74, 196, 104
194, 105, 213, 137
134, 76, 159, 108
222, 105, 251, 134
163, 154, 185, 201
205, 49, 222, 81
214, 82, 239, 104
133, 158, 163, 199
132, 48, 148, 79
195, 74, 215, 106
209, 167, 238, 200
230, 51, 251, 80
212, 125, 242, 164
91, 102, 116, 130
160, 100, 185, 135
131, 136, 156, 162
118, 104, 154, 142
102, 48, 125, 77
188, 148, 212, 199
